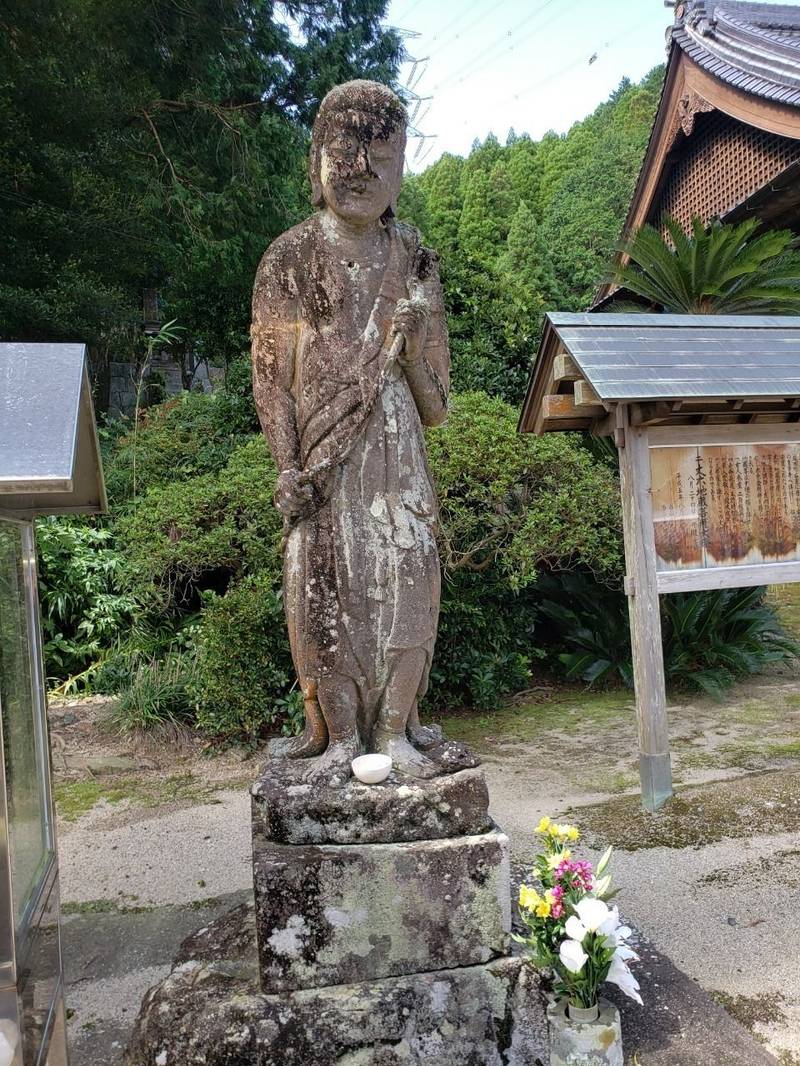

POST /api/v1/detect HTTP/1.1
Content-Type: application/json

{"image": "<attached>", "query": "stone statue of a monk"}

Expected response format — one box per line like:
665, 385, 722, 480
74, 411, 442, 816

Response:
251, 80, 450, 785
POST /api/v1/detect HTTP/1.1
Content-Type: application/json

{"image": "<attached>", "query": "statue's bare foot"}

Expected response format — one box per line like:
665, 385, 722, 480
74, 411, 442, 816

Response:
268, 727, 327, 760
373, 728, 439, 779
407, 722, 444, 751
303, 737, 361, 788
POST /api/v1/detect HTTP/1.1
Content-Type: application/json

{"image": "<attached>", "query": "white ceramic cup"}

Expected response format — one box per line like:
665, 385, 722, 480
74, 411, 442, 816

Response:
351, 753, 392, 784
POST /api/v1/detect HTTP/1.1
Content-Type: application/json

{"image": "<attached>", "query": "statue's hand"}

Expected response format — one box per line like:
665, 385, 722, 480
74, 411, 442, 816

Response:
392, 297, 429, 366
275, 468, 313, 519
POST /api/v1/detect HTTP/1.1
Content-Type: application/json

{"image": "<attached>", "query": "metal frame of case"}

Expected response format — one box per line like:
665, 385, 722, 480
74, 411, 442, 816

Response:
1, 343, 106, 1066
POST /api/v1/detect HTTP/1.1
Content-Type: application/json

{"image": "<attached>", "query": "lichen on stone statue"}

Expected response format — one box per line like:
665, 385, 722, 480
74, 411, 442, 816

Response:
251, 79, 469, 785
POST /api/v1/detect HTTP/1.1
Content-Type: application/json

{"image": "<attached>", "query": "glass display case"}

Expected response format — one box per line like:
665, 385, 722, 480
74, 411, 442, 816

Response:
1, 343, 106, 1066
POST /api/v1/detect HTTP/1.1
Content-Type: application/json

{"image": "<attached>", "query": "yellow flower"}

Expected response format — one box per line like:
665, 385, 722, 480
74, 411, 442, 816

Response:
546, 849, 571, 870
535, 816, 552, 834
564, 825, 580, 842
535, 897, 552, 918
519, 884, 542, 911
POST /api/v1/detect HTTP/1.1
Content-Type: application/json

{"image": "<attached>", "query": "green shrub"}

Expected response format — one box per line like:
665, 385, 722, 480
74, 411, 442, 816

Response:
538, 572, 797, 697
427, 392, 623, 589
36, 517, 137, 686
425, 574, 540, 710
109, 650, 198, 735
116, 436, 282, 615
662, 586, 798, 697
191, 574, 296, 744
537, 572, 632, 686
103, 373, 258, 507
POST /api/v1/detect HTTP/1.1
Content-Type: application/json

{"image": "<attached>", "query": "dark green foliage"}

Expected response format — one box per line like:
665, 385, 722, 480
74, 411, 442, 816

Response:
191, 574, 295, 745
537, 573, 632, 686
103, 365, 260, 507
36, 518, 136, 686
425, 576, 539, 711
661, 586, 799, 698
401, 68, 664, 403
1, 0, 402, 375
538, 573, 797, 697
116, 436, 282, 615
109, 650, 198, 735
614, 216, 800, 314
427, 393, 624, 590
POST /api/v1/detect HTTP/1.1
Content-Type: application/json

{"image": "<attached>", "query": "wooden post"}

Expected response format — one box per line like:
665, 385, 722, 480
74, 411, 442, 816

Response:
617, 406, 673, 812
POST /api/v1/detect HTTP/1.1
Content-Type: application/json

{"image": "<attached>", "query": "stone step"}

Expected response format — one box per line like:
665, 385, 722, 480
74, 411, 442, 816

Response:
124, 902, 548, 1066
253, 828, 511, 992
251, 764, 492, 845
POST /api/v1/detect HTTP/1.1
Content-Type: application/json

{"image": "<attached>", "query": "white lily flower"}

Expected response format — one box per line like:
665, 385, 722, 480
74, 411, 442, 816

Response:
565, 915, 587, 942
614, 944, 639, 963
559, 938, 588, 974
598, 905, 622, 940
575, 897, 609, 933
606, 953, 643, 1005
593, 874, 612, 899
596, 845, 613, 876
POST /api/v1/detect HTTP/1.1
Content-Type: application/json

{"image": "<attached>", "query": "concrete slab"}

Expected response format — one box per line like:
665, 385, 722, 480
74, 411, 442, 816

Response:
62, 892, 250, 1066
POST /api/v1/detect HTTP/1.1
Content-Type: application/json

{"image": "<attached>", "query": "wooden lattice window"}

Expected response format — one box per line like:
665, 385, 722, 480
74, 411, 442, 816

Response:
654, 112, 800, 230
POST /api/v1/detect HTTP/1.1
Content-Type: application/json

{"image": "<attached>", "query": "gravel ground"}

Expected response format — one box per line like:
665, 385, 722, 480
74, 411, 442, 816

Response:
53, 675, 800, 1064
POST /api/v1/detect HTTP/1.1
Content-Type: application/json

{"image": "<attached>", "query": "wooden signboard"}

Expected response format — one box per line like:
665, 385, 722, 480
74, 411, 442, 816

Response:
648, 425, 800, 594
619, 421, 800, 811
519, 313, 800, 813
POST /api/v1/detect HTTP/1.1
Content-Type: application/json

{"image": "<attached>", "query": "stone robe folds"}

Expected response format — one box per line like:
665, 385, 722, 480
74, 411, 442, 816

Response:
252, 218, 449, 740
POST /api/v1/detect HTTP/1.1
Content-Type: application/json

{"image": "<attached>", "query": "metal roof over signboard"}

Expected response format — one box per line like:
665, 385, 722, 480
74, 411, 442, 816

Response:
0, 342, 107, 516
519, 312, 800, 436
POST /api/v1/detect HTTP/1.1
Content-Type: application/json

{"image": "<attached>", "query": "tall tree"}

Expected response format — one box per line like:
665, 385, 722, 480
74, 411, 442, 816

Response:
0, 0, 403, 396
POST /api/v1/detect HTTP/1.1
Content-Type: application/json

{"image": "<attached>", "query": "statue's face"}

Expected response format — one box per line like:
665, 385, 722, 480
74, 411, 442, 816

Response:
320, 116, 404, 224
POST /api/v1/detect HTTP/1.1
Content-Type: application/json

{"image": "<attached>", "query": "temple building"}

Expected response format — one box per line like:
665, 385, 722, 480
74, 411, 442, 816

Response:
596, 0, 800, 304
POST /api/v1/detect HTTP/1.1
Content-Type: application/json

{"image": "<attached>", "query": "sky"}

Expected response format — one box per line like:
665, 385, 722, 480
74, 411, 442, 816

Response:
386, 0, 675, 171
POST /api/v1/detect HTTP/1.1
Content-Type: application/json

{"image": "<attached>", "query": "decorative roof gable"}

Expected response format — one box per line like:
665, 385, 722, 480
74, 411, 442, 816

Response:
674, 1, 800, 104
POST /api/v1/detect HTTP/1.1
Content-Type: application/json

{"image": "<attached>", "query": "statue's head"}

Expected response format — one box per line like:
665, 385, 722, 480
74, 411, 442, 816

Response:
310, 80, 407, 224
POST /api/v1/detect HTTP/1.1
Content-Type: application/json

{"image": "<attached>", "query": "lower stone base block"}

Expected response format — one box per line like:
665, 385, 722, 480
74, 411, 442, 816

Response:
124, 903, 549, 1066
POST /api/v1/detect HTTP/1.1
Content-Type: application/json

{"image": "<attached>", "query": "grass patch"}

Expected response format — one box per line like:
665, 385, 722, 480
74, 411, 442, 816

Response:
768, 583, 800, 638
61, 898, 154, 915
55, 773, 221, 822
437, 687, 631, 750
54, 779, 131, 822
570, 768, 800, 851
709, 990, 785, 1037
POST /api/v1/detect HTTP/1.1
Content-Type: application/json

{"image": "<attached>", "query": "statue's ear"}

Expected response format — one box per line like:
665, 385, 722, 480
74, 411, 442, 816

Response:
387, 138, 406, 215
309, 146, 324, 207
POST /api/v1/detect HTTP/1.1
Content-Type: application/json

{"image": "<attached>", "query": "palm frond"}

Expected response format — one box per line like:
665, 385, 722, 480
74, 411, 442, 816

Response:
617, 215, 800, 315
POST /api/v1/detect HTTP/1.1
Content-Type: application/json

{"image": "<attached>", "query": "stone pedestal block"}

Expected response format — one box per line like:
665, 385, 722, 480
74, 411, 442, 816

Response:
123, 903, 550, 1066
251, 764, 491, 845
253, 828, 511, 992
547, 997, 622, 1066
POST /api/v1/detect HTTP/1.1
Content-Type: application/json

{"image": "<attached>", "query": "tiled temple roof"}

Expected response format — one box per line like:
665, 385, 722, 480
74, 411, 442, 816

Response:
673, 0, 800, 105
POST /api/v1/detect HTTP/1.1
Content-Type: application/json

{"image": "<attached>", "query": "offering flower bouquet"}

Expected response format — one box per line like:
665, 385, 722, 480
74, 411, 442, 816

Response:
514, 817, 642, 1013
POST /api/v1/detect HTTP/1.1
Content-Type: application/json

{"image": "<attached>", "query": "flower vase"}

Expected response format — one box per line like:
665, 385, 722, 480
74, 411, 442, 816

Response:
547, 997, 623, 1066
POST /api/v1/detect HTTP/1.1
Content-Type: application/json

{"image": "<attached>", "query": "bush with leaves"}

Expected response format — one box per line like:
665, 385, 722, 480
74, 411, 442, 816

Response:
109, 649, 198, 736
425, 574, 540, 711
538, 572, 797, 697
614, 216, 800, 315
103, 376, 258, 508
116, 436, 282, 616
190, 574, 296, 745
427, 392, 624, 589
36, 518, 137, 687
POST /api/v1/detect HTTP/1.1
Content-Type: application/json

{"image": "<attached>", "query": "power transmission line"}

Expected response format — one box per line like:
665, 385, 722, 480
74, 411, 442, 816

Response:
429, 0, 565, 93
393, 0, 426, 24
495, 14, 655, 108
